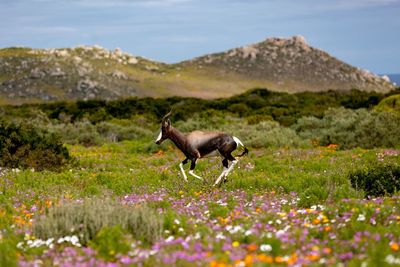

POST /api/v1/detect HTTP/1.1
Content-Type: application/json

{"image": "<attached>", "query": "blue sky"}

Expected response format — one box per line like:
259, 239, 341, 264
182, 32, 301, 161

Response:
1, 0, 399, 74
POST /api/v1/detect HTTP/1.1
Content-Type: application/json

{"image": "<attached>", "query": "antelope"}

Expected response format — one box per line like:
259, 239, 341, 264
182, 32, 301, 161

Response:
155, 111, 248, 186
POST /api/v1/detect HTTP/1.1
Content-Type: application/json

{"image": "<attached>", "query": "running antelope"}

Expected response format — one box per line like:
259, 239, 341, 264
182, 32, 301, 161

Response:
155, 111, 248, 186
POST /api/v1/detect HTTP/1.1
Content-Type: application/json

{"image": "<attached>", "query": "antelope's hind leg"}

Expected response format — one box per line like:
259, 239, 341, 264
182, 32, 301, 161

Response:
188, 158, 203, 180
179, 158, 189, 182
214, 158, 229, 186
214, 153, 237, 186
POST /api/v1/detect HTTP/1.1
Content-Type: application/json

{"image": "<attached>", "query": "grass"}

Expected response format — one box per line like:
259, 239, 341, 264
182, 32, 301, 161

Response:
2, 139, 397, 203
1, 138, 400, 266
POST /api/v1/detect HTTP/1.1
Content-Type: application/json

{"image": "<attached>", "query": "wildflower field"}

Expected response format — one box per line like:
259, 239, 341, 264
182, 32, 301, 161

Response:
1, 139, 400, 266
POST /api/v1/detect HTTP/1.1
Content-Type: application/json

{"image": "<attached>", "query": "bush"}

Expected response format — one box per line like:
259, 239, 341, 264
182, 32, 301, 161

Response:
293, 107, 400, 149
0, 235, 18, 267
32, 198, 163, 245
48, 117, 155, 146
89, 226, 131, 261
0, 120, 70, 170
48, 120, 102, 146
348, 164, 400, 197
177, 116, 308, 148
374, 94, 400, 116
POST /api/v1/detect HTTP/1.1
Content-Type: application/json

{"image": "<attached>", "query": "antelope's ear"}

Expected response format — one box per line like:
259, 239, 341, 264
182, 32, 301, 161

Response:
162, 118, 171, 128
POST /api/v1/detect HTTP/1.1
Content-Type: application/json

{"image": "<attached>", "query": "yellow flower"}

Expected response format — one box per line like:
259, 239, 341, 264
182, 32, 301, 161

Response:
232, 241, 240, 247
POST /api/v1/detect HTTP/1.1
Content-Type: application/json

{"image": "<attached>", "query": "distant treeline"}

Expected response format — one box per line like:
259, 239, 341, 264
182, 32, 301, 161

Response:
1, 88, 398, 126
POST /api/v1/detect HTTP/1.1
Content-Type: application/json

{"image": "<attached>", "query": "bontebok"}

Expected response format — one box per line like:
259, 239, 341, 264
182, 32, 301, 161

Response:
155, 111, 249, 186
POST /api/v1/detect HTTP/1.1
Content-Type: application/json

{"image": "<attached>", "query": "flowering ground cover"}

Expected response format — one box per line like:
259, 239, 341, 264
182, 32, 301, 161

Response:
1, 141, 400, 266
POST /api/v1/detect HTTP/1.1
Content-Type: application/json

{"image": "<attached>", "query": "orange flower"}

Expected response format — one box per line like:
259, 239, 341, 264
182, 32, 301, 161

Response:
324, 226, 332, 232
287, 253, 298, 265
244, 254, 254, 266
313, 218, 321, 225
247, 244, 258, 252
390, 242, 399, 252
256, 254, 273, 263
322, 247, 332, 254
306, 253, 320, 261
275, 256, 285, 263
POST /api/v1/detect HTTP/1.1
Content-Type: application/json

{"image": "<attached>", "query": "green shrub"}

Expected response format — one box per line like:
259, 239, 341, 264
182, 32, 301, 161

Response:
89, 226, 131, 261
348, 164, 400, 197
32, 198, 163, 245
0, 237, 18, 267
0, 120, 70, 170
48, 120, 102, 146
293, 108, 400, 149
374, 94, 400, 116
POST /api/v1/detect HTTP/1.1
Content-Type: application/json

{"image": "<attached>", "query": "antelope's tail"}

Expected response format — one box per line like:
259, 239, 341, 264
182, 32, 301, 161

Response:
232, 136, 249, 157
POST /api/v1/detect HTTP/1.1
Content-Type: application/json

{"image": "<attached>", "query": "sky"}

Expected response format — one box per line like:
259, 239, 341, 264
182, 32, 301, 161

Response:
0, 0, 399, 74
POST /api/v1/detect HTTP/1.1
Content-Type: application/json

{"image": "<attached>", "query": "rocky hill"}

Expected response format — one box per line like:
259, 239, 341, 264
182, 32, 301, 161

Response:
0, 36, 395, 104
179, 36, 394, 93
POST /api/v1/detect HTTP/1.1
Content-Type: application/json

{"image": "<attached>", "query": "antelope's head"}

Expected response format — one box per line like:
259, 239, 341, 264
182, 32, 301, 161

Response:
155, 111, 172, 145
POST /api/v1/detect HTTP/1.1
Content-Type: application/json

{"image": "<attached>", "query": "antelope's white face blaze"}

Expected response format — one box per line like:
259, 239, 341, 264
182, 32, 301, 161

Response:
156, 131, 162, 143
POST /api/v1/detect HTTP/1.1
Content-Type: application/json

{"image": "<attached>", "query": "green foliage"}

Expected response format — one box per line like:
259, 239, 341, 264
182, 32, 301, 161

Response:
0, 236, 18, 267
0, 120, 70, 170
374, 94, 400, 116
1, 88, 396, 127
89, 226, 131, 261
349, 164, 400, 197
32, 198, 163, 245
49, 120, 102, 146
294, 107, 400, 149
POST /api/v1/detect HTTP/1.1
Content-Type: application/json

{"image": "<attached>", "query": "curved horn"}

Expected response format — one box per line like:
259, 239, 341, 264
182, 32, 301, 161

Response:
162, 110, 172, 122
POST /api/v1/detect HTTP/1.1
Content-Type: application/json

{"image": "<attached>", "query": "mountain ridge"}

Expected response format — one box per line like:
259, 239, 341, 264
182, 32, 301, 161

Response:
0, 36, 395, 104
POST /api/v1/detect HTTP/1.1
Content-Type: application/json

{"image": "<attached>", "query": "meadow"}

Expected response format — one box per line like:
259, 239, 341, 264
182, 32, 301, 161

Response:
1, 89, 400, 266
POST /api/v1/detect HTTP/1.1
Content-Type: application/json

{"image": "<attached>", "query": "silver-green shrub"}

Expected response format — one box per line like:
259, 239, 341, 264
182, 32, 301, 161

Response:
33, 198, 163, 245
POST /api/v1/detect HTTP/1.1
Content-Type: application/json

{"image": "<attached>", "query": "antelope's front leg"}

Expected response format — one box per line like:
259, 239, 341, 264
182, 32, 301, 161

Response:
179, 158, 189, 182
188, 158, 203, 180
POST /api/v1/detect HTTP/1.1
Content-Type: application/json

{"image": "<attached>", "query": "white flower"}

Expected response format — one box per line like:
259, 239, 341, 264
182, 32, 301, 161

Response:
260, 244, 272, 252
244, 230, 252, 236
228, 225, 243, 234
17, 242, 24, 249
194, 232, 201, 239
357, 214, 366, 221
165, 236, 174, 242
276, 230, 285, 237
216, 232, 225, 240
385, 255, 400, 265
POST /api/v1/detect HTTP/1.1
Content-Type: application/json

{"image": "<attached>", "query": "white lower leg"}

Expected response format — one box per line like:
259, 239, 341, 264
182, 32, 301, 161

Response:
214, 167, 228, 186
179, 163, 188, 182
224, 160, 237, 177
188, 170, 203, 180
